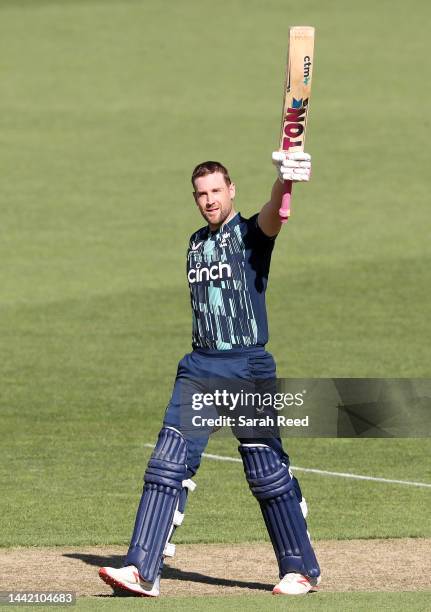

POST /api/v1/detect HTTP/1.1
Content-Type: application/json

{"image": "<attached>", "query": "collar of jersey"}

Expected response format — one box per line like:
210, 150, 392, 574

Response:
207, 212, 241, 238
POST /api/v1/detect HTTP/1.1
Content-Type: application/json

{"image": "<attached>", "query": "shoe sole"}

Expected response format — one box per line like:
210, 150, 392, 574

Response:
272, 576, 320, 596
272, 586, 314, 595
98, 568, 158, 597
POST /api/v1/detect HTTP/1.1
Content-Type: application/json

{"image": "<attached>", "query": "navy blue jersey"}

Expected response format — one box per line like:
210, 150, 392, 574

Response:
187, 213, 276, 350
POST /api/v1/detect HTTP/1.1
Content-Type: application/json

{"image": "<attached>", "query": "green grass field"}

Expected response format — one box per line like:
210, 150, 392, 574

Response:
70, 592, 431, 612
1, 0, 430, 609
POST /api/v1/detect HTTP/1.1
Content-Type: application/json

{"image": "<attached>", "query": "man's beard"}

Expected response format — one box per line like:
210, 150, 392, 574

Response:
205, 207, 229, 227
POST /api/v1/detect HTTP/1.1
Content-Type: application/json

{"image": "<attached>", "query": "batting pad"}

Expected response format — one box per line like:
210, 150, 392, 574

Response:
125, 427, 187, 583
239, 444, 320, 579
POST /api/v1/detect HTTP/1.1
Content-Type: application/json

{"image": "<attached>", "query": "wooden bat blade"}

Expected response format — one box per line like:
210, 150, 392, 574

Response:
279, 26, 315, 221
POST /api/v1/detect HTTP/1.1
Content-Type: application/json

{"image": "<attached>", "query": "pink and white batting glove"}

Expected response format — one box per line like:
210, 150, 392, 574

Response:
272, 151, 311, 182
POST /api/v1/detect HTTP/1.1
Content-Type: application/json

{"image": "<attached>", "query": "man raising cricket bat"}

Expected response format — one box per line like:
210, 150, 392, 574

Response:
99, 26, 320, 597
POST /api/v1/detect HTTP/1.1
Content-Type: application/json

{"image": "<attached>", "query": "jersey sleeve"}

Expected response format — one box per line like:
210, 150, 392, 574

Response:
188, 233, 195, 250
244, 213, 277, 250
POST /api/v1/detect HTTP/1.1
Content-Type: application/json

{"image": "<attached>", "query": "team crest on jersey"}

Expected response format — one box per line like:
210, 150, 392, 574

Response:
218, 231, 230, 248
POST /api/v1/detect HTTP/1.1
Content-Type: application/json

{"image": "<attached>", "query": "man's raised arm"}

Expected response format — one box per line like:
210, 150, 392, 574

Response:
257, 151, 312, 238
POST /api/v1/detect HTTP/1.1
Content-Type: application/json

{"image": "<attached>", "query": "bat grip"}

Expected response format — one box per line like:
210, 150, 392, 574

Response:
279, 180, 292, 223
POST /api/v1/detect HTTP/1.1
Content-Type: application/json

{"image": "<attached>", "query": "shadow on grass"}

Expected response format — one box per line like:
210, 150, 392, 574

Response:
64, 552, 273, 594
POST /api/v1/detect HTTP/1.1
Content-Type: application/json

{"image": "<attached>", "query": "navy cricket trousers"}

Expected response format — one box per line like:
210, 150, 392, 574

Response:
162, 346, 291, 479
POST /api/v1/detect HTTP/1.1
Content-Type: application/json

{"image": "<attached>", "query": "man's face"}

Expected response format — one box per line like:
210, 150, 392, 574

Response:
193, 172, 236, 230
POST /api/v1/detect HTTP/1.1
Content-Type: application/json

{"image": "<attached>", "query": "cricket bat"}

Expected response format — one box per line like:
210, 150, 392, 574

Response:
278, 26, 315, 222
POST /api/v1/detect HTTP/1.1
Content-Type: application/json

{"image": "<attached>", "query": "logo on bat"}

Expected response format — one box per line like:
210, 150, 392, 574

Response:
303, 55, 312, 85
281, 97, 309, 151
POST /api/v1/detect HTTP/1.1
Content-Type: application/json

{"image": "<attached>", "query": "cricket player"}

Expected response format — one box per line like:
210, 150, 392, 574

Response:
99, 152, 321, 596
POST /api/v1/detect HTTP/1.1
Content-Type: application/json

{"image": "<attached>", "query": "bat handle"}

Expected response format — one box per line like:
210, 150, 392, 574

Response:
279, 180, 292, 223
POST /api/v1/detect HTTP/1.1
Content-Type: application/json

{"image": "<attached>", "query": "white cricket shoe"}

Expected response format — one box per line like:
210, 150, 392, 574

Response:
273, 572, 321, 595
98, 565, 160, 597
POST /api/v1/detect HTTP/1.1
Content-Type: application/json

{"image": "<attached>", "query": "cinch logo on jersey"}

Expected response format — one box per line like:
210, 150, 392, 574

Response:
188, 262, 232, 284
282, 97, 309, 151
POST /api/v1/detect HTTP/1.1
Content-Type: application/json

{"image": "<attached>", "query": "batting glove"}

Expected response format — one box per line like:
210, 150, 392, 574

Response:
272, 151, 311, 182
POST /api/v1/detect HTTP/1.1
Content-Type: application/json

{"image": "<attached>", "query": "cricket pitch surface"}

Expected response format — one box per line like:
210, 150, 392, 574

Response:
2, 539, 430, 597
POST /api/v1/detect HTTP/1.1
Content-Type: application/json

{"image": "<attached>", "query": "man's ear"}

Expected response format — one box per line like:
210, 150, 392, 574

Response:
229, 182, 236, 200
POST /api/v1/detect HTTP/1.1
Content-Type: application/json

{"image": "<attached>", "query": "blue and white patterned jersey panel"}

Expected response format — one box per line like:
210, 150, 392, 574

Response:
187, 213, 276, 350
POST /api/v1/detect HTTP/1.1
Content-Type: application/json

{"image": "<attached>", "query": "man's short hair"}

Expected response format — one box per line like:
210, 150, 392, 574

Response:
191, 161, 231, 189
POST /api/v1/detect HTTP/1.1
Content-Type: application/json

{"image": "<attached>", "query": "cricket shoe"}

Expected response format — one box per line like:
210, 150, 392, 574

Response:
273, 572, 321, 595
98, 565, 160, 597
